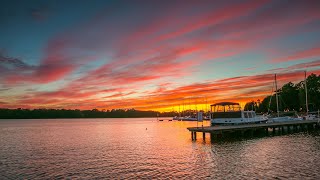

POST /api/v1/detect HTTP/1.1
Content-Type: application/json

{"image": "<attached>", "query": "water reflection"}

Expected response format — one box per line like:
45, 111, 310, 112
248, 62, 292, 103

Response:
0, 118, 320, 179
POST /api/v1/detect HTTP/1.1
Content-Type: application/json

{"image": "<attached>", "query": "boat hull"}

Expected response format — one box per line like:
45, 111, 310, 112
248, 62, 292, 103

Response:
211, 116, 268, 125
269, 116, 302, 123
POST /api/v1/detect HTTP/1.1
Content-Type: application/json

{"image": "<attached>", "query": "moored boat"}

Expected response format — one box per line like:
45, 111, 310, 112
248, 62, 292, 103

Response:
268, 111, 302, 122
173, 116, 197, 121
210, 102, 268, 125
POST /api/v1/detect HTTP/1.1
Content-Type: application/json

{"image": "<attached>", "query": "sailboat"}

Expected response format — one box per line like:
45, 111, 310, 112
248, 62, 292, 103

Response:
269, 74, 302, 122
302, 71, 318, 120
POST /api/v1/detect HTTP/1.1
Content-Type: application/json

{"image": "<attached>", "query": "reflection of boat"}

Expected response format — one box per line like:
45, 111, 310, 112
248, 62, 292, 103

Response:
210, 102, 268, 125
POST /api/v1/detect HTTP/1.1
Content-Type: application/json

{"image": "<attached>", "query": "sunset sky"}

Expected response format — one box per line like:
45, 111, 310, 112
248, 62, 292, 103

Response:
1, 0, 320, 111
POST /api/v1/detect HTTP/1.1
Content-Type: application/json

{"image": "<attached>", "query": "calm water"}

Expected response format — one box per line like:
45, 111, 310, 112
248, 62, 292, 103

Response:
1, 118, 320, 179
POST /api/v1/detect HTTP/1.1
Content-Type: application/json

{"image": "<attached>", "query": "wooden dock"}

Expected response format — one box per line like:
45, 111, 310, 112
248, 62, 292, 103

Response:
187, 120, 320, 141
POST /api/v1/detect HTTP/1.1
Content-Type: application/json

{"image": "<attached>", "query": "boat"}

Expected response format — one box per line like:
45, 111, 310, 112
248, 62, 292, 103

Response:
268, 111, 302, 122
172, 116, 181, 120
303, 114, 317, 120
210, 102, 268, 125
173, 116, 197, 121
180, 116, 198, 121
301, 71, 319, 121
268, 74, 302, 122
269, 72, 313, 122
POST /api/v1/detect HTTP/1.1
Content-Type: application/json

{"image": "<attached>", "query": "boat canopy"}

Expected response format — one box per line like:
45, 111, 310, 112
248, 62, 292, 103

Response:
210, 102, 241, 112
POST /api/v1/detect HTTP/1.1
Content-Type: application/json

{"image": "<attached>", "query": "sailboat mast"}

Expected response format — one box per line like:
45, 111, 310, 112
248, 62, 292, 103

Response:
275, 74, 280, 117
305, 71, 308, 115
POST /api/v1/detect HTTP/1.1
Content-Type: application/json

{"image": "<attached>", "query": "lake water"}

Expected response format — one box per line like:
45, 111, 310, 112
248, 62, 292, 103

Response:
1, 118, 320, 179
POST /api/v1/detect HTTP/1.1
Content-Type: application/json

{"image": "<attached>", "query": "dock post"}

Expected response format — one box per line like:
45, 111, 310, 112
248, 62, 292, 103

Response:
272, 127, 275, 134
281, 126, 284, 134
191, 132, 194, 140
203, 132, 206, 141
210, 133, 214, 142
194, 132, 197, 140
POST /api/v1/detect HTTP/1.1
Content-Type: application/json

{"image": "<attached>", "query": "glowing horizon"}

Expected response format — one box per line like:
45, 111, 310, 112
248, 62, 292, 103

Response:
1, 0, 320, 112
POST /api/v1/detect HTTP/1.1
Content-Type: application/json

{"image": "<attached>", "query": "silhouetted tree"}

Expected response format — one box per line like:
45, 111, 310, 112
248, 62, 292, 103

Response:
245, 73, 320, 113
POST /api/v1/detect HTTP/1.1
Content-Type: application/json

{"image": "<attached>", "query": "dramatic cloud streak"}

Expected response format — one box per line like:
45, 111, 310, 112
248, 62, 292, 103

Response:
1, 0, 320, 110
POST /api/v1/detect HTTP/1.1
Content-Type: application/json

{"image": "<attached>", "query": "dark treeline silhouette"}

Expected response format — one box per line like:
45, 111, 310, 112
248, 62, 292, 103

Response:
0, 108, 167, 119
0, 108, 209, 119
245, 73, 320, 113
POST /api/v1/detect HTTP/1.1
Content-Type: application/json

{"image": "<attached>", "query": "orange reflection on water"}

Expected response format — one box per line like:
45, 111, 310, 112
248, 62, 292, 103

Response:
1, 118, 320, 179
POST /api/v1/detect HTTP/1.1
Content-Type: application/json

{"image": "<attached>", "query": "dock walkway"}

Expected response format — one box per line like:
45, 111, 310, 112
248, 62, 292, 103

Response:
187, 120, 320, 141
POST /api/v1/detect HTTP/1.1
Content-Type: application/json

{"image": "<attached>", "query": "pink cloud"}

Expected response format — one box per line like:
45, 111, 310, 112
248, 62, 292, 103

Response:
6, 68, 320, 110
154, 0, 270, 42
271, 47, 320, 63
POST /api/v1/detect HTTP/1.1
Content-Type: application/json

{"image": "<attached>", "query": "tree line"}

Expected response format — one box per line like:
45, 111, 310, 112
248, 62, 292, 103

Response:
0, 108, 178, 119
244, 73, 320, 113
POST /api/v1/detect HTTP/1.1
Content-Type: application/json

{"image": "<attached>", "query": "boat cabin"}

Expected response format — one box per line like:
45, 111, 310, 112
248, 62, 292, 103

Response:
210, 102, 242, 119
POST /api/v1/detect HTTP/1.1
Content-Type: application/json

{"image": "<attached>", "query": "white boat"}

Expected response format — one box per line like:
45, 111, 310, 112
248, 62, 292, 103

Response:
173, 114, 210, 121
300, 71, 319, 121
269, 111, 303, 122
173, 116, 197, 121
210, 102, 268, 125
181, 116, 198, 121
172, 116, 181, 120
303, 114, 317, 120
